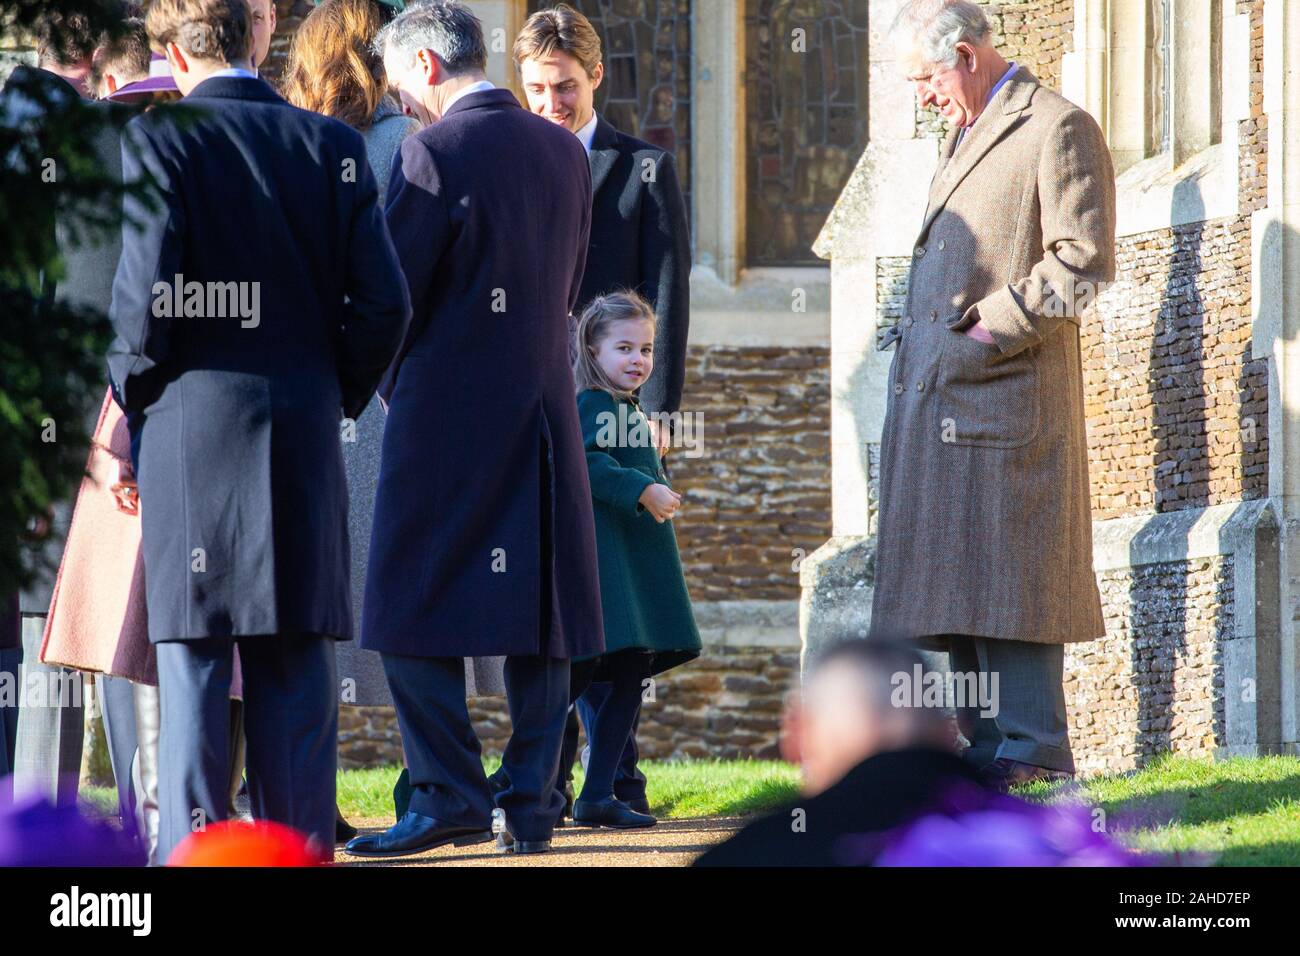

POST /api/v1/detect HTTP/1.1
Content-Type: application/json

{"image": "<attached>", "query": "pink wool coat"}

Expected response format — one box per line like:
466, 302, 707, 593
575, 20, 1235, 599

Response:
41, 390, 244, 697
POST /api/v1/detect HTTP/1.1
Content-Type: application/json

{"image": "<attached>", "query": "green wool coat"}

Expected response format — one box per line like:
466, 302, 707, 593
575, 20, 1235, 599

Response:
577, 388, 701, 674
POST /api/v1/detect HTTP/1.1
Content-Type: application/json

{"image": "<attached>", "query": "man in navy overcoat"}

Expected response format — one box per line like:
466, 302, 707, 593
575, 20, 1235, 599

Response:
513, 4, 693, 819
107, 0, 411, 862
346, 1, 604, 858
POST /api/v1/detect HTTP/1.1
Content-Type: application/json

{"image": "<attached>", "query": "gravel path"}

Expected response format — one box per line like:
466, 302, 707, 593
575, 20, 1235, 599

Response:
336, 816, 743, 867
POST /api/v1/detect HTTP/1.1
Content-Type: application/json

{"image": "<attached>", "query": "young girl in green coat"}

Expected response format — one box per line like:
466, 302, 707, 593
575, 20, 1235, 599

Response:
569, 291, 702, 829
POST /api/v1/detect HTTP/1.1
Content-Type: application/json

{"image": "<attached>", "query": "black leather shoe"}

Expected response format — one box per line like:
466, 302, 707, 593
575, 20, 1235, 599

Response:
572, 797, 656, 829
495, 830, 552, 854
335, 805, 358, 845
621, 796, 651, 815
344, 811, 492, 858
979, 758, 1074, 792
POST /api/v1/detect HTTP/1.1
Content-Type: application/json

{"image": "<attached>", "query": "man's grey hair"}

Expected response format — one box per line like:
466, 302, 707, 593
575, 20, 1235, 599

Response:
374, 0, 487, 77
891, 0, 993, 69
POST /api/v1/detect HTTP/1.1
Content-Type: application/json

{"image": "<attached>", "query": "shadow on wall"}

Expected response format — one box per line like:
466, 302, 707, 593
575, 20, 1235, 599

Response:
1126, 179, 1208, 765
1124, 175, 1271, 767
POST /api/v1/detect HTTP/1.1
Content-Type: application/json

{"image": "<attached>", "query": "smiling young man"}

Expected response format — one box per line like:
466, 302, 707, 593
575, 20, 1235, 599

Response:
503, 4, 691, 827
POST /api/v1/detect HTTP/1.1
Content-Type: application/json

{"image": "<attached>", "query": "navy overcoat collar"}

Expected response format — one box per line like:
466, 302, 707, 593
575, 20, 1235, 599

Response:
441, 87, 521, 121
186, 75, 284, 103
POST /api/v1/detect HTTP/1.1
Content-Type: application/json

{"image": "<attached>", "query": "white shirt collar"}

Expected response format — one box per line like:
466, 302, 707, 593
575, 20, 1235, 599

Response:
206, 66, 259, 80
444, 79, 495, 113
575, 112, 599, 154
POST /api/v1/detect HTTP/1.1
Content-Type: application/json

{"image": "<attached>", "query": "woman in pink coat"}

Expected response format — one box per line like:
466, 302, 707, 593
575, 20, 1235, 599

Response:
41, 389, 244, 862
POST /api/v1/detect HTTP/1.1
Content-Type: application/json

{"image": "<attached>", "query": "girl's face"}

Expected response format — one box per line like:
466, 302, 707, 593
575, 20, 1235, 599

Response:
591, 317, 655, 392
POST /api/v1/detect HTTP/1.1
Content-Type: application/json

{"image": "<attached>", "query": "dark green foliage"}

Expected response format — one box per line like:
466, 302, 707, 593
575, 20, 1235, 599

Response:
0, 1, 152, 595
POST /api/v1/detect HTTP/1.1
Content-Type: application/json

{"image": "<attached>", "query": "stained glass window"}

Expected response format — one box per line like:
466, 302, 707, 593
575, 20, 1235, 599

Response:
744, 0, 869, 266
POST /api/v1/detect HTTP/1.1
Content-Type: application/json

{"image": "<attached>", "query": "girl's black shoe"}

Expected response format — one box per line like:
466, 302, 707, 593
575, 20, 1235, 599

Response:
572, 797, 656, 829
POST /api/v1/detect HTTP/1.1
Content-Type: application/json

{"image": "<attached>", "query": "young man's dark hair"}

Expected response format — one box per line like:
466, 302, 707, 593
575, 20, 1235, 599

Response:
91, 17, 152, 97
34, 11, 104, 66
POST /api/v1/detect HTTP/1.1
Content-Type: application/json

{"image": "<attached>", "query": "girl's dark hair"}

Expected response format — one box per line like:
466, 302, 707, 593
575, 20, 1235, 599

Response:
573, 290, 656, 400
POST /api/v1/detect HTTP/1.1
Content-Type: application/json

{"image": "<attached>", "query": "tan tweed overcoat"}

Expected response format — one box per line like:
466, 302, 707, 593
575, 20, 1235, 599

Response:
869, 67, 1116, 645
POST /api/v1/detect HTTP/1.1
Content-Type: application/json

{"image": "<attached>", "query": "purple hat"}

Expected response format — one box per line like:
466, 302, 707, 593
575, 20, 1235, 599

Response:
107, 53, 179, 103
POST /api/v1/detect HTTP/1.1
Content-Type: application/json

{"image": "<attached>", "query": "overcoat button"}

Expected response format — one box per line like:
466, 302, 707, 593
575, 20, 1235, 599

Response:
930, 310, 938, 321
937, 239, 946, 250
915, 246, 925, 257
894, 383, 904, 395
906, 316, 915, 327
916, 381, 925, 392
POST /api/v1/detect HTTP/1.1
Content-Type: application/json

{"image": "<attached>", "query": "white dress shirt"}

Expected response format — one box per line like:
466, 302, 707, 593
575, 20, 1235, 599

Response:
443, 79, 495, 113
575, 112, 599, 155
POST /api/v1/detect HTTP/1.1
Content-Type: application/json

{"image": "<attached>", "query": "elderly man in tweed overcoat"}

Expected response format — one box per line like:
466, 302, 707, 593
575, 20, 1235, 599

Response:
869, 0, 1117, 788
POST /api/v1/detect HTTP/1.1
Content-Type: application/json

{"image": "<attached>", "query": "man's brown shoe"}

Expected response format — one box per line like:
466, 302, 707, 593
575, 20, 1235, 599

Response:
980, 758, 1073, 792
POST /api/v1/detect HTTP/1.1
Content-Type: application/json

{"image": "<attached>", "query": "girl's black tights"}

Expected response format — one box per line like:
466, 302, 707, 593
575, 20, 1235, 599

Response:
569, 652, 650, 804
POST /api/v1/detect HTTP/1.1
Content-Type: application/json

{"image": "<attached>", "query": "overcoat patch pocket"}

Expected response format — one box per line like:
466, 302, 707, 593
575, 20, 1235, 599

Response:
935, 329, 1040, 448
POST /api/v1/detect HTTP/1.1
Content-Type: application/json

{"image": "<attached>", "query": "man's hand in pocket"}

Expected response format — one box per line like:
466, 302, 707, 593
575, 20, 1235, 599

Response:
965, 320, 996, 345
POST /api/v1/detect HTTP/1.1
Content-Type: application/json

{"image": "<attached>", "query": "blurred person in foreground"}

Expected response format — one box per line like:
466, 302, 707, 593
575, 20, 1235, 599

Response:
697, 640, 1141, 867
695, 640, 979, 867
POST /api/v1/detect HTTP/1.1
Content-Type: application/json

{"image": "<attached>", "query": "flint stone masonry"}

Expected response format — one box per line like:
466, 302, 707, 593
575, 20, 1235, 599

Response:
1070, 556, 1232, 775
1085, 219, 1268, 521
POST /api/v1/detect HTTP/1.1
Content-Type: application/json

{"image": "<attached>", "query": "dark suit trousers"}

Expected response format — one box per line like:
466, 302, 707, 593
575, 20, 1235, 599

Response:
383, 652, 568, 842
943, 635, 1073, 773
156, 634, 337, 864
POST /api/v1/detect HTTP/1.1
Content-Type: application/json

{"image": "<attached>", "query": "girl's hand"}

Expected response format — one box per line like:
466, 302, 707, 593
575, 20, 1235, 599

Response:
638, 482, 682, 523
111, 460, 139, 516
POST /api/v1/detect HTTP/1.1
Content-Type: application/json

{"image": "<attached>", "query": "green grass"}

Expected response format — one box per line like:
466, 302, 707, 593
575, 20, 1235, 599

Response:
83, 753, 1300, 865
83, 758, 801, 824
338, 757, 801, 821
1016, 754, 1300, 866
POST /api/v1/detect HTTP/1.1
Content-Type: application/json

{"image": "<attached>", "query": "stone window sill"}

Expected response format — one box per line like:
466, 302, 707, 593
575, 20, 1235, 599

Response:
1114, 142, 1238, 237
